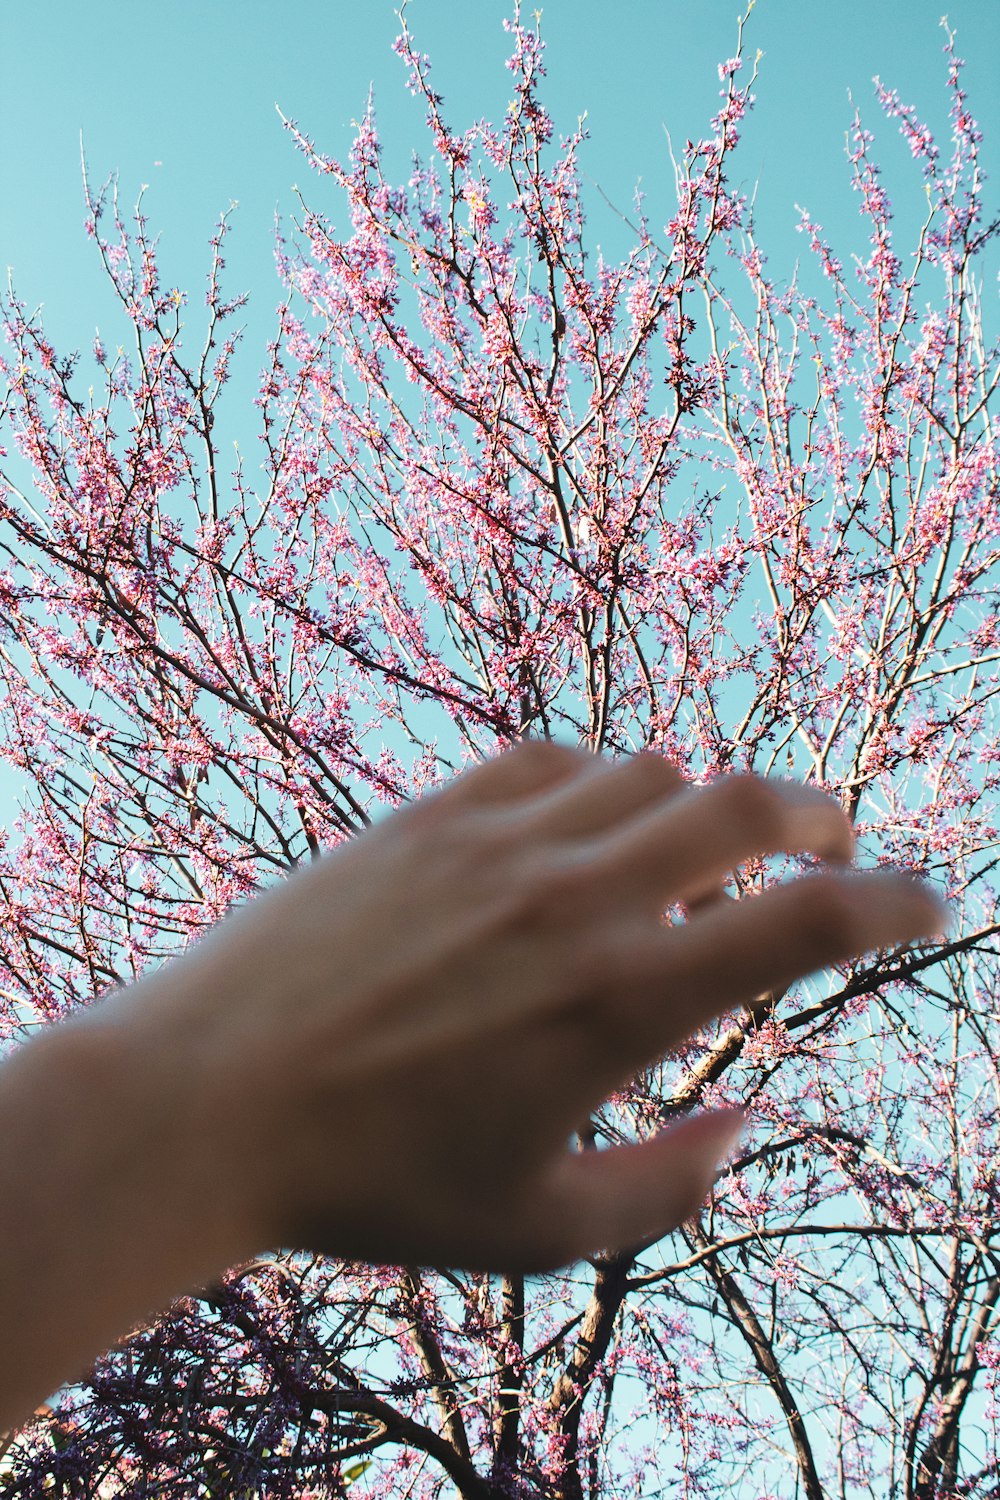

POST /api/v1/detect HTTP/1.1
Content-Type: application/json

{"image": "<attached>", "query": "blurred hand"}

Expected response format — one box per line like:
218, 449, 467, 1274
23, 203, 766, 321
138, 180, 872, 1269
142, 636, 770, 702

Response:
107, 739, 947, 1274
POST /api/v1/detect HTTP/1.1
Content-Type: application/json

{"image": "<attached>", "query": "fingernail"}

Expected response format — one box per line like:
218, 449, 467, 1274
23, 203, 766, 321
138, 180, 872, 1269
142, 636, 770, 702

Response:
896, 873, 953, 936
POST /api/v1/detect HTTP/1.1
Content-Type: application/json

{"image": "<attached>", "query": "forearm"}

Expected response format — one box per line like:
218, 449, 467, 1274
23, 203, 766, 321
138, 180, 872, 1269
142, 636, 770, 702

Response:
0, 974, 259, 1432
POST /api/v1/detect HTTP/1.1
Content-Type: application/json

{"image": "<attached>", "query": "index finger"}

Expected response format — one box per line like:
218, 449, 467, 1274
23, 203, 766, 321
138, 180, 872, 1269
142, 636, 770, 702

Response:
564, 868, 948, 1093
554, 773, 856, 917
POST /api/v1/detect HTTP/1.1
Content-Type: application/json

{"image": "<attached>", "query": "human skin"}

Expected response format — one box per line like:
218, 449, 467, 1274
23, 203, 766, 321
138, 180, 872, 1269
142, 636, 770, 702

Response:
0, 741, 948, 1430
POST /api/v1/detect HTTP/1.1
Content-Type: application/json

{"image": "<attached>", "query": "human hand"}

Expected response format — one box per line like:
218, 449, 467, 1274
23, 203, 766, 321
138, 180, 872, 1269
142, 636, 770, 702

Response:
112, 740, 948, 1275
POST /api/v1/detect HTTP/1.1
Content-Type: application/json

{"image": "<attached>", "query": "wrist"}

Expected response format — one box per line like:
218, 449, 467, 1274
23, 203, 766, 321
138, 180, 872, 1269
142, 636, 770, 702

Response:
62, 961, 266, 1286
0, 976, 265, 1426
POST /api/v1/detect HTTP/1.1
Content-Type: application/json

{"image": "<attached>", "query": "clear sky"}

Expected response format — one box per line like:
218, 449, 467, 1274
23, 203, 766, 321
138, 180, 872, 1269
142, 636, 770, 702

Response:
3, 0, 997, 355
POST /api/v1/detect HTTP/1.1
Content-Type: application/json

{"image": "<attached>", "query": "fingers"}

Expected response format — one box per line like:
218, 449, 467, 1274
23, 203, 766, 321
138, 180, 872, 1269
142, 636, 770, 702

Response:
531, 1110, 746, 1267
566, 772, 856, 912
597, 869, 949, 1073
420, 737, 594, 817
502, 747, 687, 842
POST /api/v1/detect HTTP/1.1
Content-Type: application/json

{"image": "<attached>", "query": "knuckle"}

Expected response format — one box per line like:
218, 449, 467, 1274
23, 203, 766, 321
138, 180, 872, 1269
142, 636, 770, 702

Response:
529, 1218, 584, 1273
444, 809, 517, 876
793, 876, 860, 955
625, 749, 685, 792
511, 737, 593, 770
405, 803, 514, 896
590, 913, 655, 991
520, 846, 599, 923
414, 739, 593, 822
716, 774, 782, 842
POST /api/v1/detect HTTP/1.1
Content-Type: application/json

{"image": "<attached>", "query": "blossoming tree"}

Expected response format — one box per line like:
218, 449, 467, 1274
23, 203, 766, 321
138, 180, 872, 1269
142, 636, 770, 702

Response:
0, 4, 997, 1495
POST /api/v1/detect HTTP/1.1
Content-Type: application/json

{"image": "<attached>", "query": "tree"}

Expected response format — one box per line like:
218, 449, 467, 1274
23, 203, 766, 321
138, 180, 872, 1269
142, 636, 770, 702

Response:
0, 2, 997, 1494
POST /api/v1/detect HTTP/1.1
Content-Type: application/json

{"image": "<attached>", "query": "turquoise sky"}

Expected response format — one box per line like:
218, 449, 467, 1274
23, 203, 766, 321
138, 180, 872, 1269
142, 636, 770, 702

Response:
3, 0, 997, 356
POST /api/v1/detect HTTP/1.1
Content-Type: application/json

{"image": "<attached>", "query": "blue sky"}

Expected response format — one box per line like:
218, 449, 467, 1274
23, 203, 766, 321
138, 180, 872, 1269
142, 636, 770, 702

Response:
3, 0, 997, 357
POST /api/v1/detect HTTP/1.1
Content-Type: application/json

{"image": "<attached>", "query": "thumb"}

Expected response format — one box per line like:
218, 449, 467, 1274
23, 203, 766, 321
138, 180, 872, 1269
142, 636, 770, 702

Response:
539, 1109, 746, 1264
